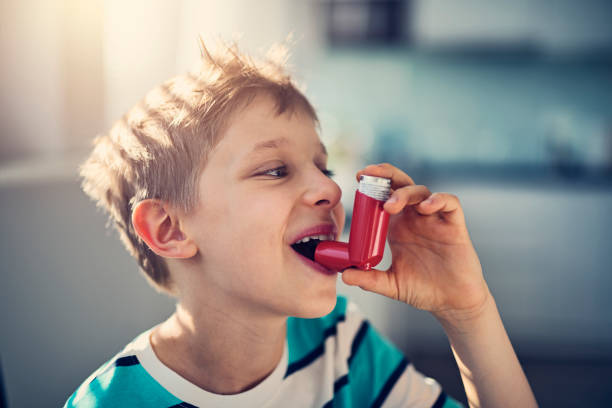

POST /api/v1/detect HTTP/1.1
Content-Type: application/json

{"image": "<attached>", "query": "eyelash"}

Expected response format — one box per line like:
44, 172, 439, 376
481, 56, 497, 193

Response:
262, 166, 335, 179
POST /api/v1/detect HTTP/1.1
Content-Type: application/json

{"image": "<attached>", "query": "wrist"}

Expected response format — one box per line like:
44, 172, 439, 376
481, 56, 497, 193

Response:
433, 286, 496, 336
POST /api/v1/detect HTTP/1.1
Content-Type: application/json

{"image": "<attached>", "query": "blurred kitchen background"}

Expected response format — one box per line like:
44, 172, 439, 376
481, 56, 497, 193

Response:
1, 0, 611, 406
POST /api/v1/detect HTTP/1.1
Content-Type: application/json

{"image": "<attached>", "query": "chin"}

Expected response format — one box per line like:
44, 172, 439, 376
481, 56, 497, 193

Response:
289, 286, 338, 319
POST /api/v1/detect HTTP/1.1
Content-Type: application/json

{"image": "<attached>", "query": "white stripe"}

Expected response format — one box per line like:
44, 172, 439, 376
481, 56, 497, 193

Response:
336, 301, 369, 371
272, 334, 336, 406
381, 364, 442, 408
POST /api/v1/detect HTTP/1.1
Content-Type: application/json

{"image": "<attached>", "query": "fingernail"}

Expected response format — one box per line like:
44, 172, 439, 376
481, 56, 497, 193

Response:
422, 196, 434, 205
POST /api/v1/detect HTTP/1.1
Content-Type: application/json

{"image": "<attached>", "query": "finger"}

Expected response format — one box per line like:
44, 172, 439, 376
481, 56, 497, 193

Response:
415, 192, 464, 222
383, 185, 432, 214
356, 163, 415, 189
341, 267, 398, 300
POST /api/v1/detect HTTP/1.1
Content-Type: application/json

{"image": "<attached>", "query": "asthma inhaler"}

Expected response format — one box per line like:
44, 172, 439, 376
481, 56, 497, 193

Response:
315, 175, 391, 271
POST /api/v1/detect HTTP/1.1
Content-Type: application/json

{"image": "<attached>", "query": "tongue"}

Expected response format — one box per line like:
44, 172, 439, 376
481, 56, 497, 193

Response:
291, 239, 320, 261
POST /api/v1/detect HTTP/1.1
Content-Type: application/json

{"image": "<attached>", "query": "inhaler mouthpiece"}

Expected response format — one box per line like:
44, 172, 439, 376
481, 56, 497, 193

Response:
314, 175, 391, 271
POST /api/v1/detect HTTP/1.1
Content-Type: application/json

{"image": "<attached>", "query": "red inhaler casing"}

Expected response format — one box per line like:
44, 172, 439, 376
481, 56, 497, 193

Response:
315, 175, 391, 271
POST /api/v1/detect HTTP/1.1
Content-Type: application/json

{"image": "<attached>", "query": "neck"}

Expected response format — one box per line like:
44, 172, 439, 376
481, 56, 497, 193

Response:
150, 297, 287, 395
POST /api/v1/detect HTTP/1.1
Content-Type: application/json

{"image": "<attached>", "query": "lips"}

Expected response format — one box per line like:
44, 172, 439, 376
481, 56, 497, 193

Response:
288, 223, 338, 275
293, 249, 337, 275
288, 223, 338, 245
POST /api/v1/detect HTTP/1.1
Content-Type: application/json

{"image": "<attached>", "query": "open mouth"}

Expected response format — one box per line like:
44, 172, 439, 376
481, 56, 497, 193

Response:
290, 234, 334, 261
290, 239, 321, 261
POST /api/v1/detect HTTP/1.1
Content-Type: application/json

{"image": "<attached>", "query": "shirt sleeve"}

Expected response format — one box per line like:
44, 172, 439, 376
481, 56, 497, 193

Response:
339, 300, 465, 408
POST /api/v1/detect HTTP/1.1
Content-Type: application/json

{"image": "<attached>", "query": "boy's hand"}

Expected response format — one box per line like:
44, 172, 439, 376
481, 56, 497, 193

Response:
342, 163, 490, 323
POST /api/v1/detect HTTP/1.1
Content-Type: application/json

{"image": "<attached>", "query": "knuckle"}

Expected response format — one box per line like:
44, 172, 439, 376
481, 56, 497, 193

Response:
413, 185, 431, 197
394, 188, 408, 198
377, 163, 395, 172
441, 192, 460, 202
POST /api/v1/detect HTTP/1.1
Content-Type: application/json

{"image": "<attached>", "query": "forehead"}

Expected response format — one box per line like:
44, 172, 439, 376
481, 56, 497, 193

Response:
249, 134, 327, 157
214, 96, 325, 158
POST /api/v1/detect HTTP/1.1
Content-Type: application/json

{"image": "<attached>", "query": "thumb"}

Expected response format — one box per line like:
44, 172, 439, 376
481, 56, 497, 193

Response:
341, 268, 397, 300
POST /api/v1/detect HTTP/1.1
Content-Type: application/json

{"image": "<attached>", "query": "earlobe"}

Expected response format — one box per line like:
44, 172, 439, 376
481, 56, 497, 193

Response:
132, 200, 198, 259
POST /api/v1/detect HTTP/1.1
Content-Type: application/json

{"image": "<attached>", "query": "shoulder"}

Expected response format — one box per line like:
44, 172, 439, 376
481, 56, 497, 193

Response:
63, 331, 182, 408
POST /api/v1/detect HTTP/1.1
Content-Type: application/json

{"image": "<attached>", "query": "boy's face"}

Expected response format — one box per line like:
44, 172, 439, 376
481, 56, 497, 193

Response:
180, 95, 345, 318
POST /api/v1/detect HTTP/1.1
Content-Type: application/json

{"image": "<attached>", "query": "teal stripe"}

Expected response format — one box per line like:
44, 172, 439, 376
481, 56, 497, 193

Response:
327, 376, 352, 407
65, 362, 182, 407
346, 322, 405, 406
371, 358, 409, 407
443, 396, 465, 408
286, 296, 348, 365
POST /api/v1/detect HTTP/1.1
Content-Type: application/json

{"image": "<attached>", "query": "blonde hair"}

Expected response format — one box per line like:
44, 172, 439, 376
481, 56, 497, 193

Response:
80, 39, 318, 295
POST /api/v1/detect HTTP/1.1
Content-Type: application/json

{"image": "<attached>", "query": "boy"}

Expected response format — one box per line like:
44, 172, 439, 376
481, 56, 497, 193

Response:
65, 41, 537, 407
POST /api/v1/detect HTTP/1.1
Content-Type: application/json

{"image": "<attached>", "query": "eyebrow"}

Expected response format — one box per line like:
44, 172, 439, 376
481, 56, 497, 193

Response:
248, 137, 328, 156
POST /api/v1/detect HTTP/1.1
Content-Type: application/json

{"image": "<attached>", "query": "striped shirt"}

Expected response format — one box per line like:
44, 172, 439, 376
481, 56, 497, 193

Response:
64, 296, 463, 407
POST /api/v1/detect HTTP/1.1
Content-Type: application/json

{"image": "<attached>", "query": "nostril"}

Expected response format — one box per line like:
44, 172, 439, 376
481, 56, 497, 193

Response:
315, 199, 330, 206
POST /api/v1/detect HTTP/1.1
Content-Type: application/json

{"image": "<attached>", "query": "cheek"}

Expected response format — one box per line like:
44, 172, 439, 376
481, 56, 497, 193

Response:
200, 187, 292, 270
231, 197, 285, 253
223, 200, 287, 290
197, 201, 229, 241
187, 194, 235, 261
212, 192, 279, 255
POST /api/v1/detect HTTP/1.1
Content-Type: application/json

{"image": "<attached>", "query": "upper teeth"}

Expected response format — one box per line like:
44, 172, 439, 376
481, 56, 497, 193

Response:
294, 234, 334, 244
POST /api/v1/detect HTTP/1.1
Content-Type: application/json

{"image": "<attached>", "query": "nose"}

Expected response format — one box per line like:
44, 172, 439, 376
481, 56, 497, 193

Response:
303, 168, 342, 209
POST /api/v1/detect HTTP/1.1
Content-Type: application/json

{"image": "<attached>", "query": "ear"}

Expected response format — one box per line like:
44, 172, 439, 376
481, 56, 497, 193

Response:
131, 199, 198, 259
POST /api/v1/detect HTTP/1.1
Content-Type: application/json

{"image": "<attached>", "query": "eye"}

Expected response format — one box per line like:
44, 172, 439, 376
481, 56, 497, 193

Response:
321, 168, 335, 178
258, 166, 335, 179
260, 166, 288, 178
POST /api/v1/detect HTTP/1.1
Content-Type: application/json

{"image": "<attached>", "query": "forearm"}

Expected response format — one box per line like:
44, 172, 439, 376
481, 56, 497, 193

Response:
435, 291, 537, 408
